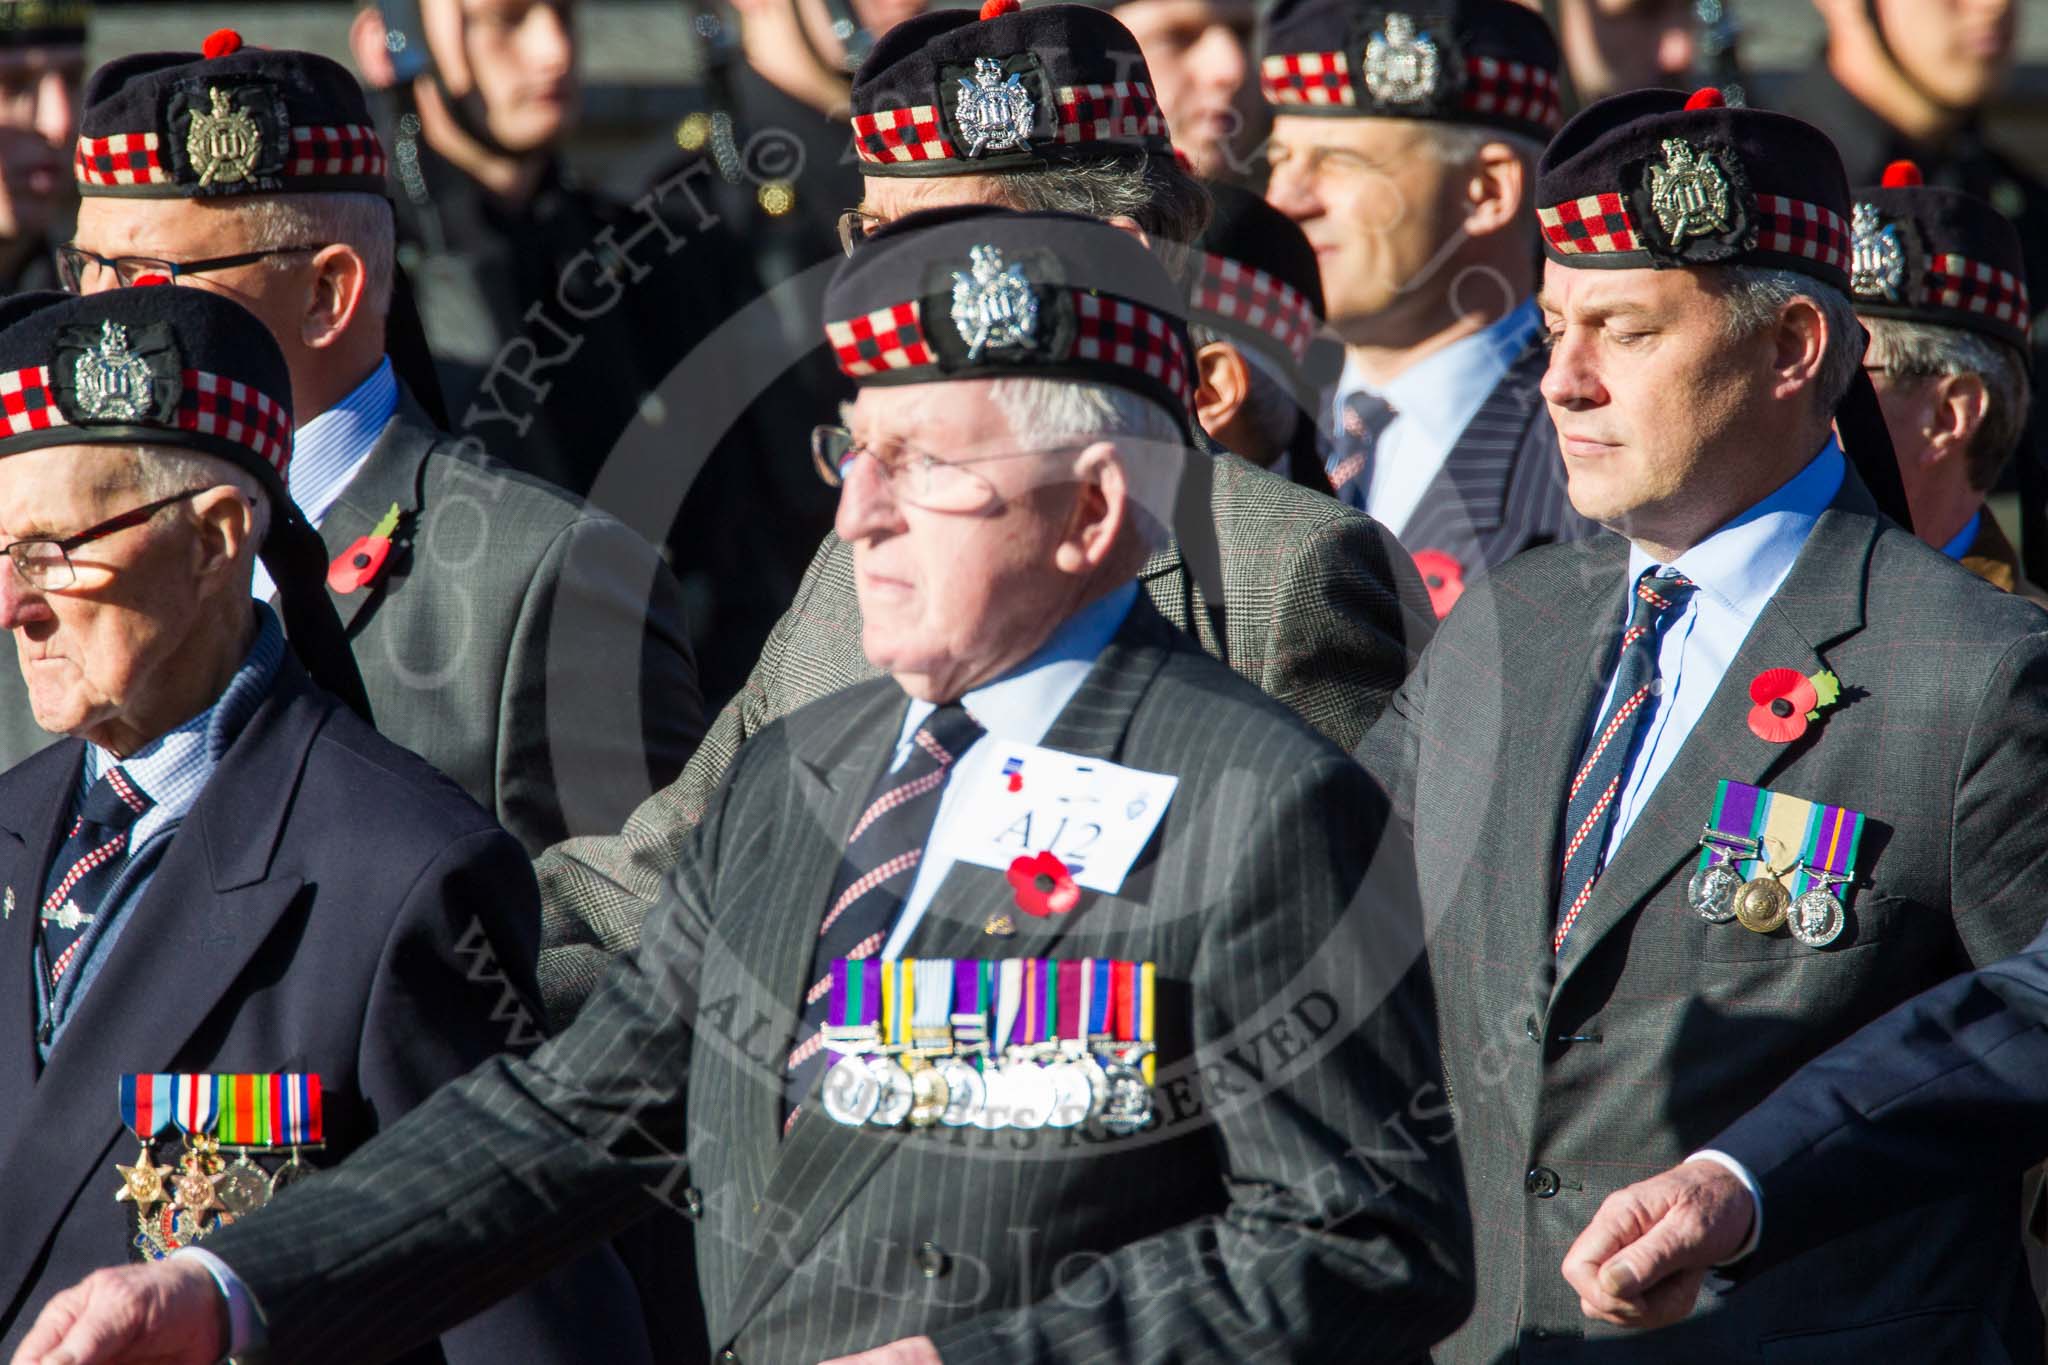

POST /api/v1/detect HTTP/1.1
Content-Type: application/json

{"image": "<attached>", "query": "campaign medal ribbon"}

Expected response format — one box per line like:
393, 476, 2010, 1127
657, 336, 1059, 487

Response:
865, 960, 917, 1128
114, 1074, 174, 1215
936, 960, 988, 1126
1787, 799, 1863, 948
1047, 959, 1106, 1126
213, 1075, 273, 1216
165, 1074, 226, 1236
975, 959, 1028, 1130
1695, 780, 1864, 945
268, 1072, 324, 1198
904, 959, 955, 1127
1004, 960, 1058, 1130
822, 959, 883, 1126
1100, 960, 1157, 1135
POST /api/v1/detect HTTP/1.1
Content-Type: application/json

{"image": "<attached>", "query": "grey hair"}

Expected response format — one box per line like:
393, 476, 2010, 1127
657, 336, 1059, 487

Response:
1866, 316, 2033, 492
1189, 322, 1301, 463
986, 376, 1184, 552
210, 192, 397, 315
1704, 266, 1865, 415
989, 153, 1213, 277
1415, 123, 1547, 166
121, 446, 273, 548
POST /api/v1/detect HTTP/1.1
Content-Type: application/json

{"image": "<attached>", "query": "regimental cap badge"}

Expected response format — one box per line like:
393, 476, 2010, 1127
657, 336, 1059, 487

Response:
73, 319, 156, 421
1363, 13, 1440, 106
955, 56, 1035, 159
950, 243, 1040, 360
186, 85, 263, 188
1646, 137, 1735, 247
1850, 201, 1908, 303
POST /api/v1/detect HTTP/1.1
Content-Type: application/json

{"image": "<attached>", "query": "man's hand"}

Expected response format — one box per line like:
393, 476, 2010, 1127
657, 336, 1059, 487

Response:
819, 1335, 942, 1365
1559, 1158, 1756, 1331
9, 1259, 224, 1365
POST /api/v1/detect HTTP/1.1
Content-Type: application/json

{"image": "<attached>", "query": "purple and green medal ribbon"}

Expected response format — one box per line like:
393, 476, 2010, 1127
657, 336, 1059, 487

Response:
1699, 779, 1864, 900
831, 958, 881, 1037
954, 959, 989, 1069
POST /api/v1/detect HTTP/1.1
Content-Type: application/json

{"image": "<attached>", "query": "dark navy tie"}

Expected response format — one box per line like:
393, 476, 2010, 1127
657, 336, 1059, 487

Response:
1327, 390, 1397, 510
38, 765, 153, 987
784, 703, 985, 1128
1553, 570, 1697, 952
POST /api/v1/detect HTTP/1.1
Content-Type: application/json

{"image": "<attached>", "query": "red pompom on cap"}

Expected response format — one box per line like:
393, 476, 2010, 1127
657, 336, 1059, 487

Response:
202, 28, 242, 59
1683, 87, 1725, 111
979, 0, 1019, 19
1881, 159, 1924, 188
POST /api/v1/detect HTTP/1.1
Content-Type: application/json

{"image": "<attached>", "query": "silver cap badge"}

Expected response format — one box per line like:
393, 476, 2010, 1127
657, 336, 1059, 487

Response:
186, 86, 263, 188
950, 244, 1040, 360
955, 57, 1035, 158
1646, 138, 1734, 247
1850, 202, 1907, 302
73, 320, 155, 422
1363, 14, 1440, 105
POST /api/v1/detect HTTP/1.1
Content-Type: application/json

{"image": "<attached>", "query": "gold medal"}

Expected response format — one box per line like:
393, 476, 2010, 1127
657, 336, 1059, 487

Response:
114, 1144, 169, 1215
905, 1057, 951, 1129
1733, 875, 1791, 933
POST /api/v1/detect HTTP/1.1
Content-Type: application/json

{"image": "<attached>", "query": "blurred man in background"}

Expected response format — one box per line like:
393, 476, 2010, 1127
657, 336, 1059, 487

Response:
1079, 0, 1264, 180
1263, 0, 1590, 612
1545, 0, 1697, 106
0, 0, 84, 295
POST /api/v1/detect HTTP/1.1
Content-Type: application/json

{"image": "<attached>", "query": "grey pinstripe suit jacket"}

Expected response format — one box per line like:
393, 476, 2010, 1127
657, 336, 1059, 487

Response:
534, 450, 1434, 1023
200, 597, 1474, 1365
1359, 472, 2048, 1363
0, 390, 704, 855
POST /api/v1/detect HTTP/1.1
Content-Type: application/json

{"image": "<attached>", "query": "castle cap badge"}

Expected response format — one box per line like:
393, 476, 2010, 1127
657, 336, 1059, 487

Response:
950, 244, 1040, 360
955, 56, 1035, 158
186, 86, 263, 188
73, 320, 156, 422
1647, 137, 1735, 247
1850, 202, 1908, 302
1363, 14, 1441, 106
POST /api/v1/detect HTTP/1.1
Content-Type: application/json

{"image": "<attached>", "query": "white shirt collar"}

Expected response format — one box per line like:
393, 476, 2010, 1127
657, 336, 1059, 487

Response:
251, 358, 398, 602
1336, 297, 1539, 440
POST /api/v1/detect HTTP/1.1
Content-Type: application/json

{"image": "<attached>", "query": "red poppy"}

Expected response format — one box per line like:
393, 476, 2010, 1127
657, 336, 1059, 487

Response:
1747, 667, 1819, 744
1411, 549, 1466, 619
1006, 851, 1080, 917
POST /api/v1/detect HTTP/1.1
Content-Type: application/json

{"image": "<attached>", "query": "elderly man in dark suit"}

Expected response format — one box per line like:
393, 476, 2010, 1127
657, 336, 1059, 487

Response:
0, 286, 648, 1362
14, 207, 1473, 1365
9, 31, 702, 854
1357, 85, 2048, 1361
533, 0, 1433, 1021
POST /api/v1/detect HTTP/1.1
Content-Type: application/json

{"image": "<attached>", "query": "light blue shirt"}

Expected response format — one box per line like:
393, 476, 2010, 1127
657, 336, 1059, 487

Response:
878, 581, 1138, 958
1591, 439, 1846, 863
47, 605, 287, 1047
1334, 298, 1539, 540
250, 357, 398, 601
1940, 508, 1983, 561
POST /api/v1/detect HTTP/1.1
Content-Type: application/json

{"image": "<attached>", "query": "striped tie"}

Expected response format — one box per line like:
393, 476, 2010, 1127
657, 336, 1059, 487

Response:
38, 765, 153, 987
1553, 569, 1696, 952
784, 702, 985, 1129
1326, 390, 1397, 509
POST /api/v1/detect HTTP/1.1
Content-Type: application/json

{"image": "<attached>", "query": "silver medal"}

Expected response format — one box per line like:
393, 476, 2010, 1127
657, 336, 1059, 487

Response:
1003, 1062, 1058, 1131
935, 1057, 987, 1127
973, 1063, 1013, 1130
1688, 861, 1743, 923
1098, 1061, 1154, 1136
821, 1055, 882, 1126
1044, 1061, 1092, 1129
1788, 889, 1846, 948
868, 1057, 915, 1128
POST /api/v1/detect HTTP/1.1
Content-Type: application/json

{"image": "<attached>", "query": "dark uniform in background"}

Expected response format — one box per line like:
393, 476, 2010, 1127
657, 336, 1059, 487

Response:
0, 0, 87, 296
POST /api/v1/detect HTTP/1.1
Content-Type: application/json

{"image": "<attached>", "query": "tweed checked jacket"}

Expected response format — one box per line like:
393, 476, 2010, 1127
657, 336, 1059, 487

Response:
534, 450, 1434, 1022
0, 390, 705, 855
200, 597, 1474, 1365
1358, 473, 2048, 1364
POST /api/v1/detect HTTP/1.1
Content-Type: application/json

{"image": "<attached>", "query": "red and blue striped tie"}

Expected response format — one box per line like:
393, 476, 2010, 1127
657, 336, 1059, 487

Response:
1553, 570, 1696, 952
39, 765, 153, 986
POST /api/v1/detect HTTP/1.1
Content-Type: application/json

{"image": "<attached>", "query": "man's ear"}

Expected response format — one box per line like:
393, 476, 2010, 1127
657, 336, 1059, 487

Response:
303, 244, 371, 351
1770, 297, 1833, 401
1103, 214, 1155, 251
1055, 440, 1126, 575
348, 6, 398, 90
187, 485, 259, 584
1927, 370, 1992, 464
1195, 340, 1251, 433
1464, 139, 1528, 238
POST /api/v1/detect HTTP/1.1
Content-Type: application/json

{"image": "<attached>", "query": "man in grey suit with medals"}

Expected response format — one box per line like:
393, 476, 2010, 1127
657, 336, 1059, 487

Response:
24, 31, 702, 854
1357, 85, 2048, 1361
14, 208, 1474, 1365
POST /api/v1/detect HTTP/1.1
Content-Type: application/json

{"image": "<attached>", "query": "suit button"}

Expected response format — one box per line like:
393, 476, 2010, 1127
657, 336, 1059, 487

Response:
1524, 1015, 1542, 1042
717, 1351, 740, 1364
1525, 1166, 1561, 1198
916, 1240, 950, 1279
681, 1186, 703, 1220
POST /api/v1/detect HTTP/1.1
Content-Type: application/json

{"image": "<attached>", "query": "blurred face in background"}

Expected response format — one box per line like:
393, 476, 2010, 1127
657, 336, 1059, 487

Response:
423, 0, 579, 153
1557, 0, 1696, 103
1111, 0, 1260, 178
1871, 0, 2018, 111
0, 43, 83, 245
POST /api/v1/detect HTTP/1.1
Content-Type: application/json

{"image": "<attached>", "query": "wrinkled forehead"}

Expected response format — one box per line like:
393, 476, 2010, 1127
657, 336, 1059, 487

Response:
0, 442, 143, 529
72, 194, 256, 256
850, 378, 1013, 442
1537, 258, 1706, 317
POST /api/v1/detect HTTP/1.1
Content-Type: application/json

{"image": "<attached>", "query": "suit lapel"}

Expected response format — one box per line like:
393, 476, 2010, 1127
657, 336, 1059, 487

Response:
310, 393, 438, 635
720, 603, 1178, 1337
1407, 335, 1546, 553
0, 742, 89, 1149
0, 681, 323, 1317
1550, 494, 1878, 1002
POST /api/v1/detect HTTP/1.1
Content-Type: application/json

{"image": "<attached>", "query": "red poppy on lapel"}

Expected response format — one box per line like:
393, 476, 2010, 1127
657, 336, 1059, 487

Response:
327, 502, 403, 595
1411, 549, 1466, 619
1748, 668, 1819, 743
1007, 851, 1080, 917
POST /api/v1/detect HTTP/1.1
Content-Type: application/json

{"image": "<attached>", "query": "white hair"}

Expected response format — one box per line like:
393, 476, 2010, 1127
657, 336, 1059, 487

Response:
1706, 266, 1866, 415
1866, 316, 2032, 492
222, 192, 397, 315
121, 446, 273, 548
985, 377, 1185, 552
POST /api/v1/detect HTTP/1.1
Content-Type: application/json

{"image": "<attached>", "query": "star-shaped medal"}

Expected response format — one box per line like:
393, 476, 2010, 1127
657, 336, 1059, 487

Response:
115, 1147, 169, 1214
172, 1151, 225, 1219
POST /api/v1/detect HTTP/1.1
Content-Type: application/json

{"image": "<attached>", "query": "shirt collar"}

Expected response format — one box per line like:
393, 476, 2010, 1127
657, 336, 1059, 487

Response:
900, 582, 1139, 742
1940, 507, 1984, 561
1336, 297, 1539, 434
290, 356, 398, 531
1629, 438, 1846, 615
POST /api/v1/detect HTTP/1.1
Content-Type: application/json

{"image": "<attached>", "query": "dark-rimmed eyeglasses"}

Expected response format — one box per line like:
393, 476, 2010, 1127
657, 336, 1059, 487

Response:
55, 243, 329, 293
2, 488, 208, 589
